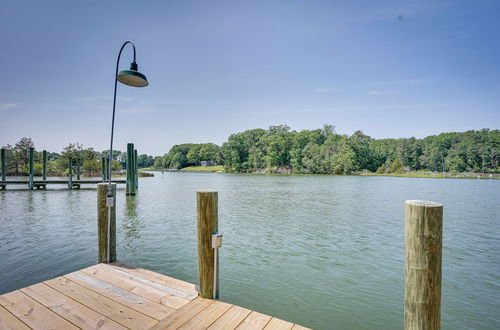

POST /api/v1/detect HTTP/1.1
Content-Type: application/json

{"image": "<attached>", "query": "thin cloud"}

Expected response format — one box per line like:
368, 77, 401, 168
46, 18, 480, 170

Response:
0, 103, 16, 110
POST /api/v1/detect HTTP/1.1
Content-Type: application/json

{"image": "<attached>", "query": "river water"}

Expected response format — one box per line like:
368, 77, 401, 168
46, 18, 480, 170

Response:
0, 173, 498, 329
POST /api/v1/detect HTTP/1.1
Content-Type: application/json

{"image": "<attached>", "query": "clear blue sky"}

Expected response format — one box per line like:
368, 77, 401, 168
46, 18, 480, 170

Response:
1, 0, 499, 155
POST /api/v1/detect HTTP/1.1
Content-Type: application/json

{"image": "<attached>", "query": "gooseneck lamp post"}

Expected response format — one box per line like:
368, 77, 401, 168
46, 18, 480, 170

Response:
106, 40, 148, 263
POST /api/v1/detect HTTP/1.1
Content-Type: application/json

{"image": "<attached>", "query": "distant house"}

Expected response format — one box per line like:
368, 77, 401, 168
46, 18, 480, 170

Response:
200, 160, 216, 167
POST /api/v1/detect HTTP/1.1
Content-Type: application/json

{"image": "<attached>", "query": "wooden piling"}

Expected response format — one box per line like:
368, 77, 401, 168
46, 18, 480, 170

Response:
68, 157, 73, 189
42, 150, 47, 181
197, 190, 219, 299
106, 158, 110, 181
405, 200, 443, 330
76, 158, 81, 180
29, 147, 34, 190
97, 183, 116, 263
126, 143, 136, 196
101, 157, 106, 182
1, 148, 6, 189
134, 149, 138, 190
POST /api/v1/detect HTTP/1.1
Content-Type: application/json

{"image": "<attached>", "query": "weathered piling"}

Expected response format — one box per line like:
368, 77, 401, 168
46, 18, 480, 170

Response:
106, 158, 110, 181
42, 150, 47, 181
1, 148, 6, 189
134, 149, 138, 190
101, 157, 106, 182
197, 190, 220, 299
76, 158, 81, 180
68, 157, 73, 189
404, 200, 443, 330
126, 143, 136, 196
28, 147, 34, 189
97, 183, 116, 263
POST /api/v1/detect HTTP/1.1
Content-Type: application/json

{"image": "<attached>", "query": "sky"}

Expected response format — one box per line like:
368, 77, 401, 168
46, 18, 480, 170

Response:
1, 0, 499, 155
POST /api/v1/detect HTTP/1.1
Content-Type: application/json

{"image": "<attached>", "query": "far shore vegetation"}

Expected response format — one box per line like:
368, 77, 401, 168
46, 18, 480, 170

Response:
3, 126, 499, 179
153, 126, 499, 178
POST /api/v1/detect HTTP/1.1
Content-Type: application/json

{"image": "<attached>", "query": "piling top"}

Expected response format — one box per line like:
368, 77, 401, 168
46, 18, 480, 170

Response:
405, 200, 442, 208
197, 189, 218, 193
97, 182, 117, 187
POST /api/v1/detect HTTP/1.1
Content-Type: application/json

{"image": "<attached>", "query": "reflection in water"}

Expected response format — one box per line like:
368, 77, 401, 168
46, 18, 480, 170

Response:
121, 196, 143, 254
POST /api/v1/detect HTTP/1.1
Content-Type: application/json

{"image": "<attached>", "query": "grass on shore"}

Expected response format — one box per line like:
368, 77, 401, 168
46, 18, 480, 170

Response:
180, 165, 225, 172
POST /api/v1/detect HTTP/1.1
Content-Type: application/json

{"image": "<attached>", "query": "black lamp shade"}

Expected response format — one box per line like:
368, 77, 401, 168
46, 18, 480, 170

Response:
117, 62, 148, 87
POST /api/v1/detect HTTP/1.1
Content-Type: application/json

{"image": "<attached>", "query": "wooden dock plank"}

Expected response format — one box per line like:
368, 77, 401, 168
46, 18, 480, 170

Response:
178, 300, 233, 330
291, 325, 311, 330
0, 290, 79, 329
64, 271, 174, 321
264, 318, 294, 330
207, 305, 253, 330
89, 263, 194, 306
149, 297, 214, 330
111, 261, 198, 297
21, 282, 127, 330
0, 305, 30, 330
236, 311, 273, 330
45, 276, 158, 329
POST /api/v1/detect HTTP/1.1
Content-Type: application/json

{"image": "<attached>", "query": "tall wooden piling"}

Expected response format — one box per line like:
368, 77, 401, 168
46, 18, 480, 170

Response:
134, 149, 138, 190
42, 150, 47, 181
29, 147, 34, 190
197, 190, 219, 299
1, 148, 6, 183
405, 200, 443, 330
106, 158, 110, 181
97, 183, 116, 263
101, 157, 106, 182
76, 158, 81, 180
68, 157, 73, 189
126, 143, 136, 196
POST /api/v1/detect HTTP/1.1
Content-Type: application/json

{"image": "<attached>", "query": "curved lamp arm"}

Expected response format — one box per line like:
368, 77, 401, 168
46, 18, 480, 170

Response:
108, 41, 137, 196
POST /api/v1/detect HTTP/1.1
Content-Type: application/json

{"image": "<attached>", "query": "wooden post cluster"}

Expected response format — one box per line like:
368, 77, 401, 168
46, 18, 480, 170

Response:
197, 190, 219, 299
404, 200, 443, 330
1, 148, 6, 189
126, 143, 136, 196
97, 183, 116, 263
42, 150, 47, 181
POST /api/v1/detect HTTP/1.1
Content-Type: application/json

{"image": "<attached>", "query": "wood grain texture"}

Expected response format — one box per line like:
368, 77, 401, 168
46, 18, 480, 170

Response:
45, 276, 158, 329
197, 190, 218, 299
264, 318, 294, 330
21, 283, 126, 330
208, 305, 252, 330
110, 261, 198, 298
65, 270, 173, 321
97, 183, 116, 263
0, 290, 79, 329
149, 297, 214, 330
0, 305, 30, 330
177, 300, 232, 330
404, 200, 443, 330
236, 311, 272, 330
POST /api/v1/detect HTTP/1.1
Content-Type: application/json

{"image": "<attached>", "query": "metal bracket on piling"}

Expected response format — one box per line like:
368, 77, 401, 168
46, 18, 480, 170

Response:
211, 233, 223, 299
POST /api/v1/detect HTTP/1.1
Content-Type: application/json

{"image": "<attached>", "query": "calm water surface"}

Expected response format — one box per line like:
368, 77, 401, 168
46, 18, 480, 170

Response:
0, 174, 499, 329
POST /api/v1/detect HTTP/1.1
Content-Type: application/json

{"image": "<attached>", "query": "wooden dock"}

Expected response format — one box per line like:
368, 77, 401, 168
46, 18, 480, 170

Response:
0, 262, 309, 330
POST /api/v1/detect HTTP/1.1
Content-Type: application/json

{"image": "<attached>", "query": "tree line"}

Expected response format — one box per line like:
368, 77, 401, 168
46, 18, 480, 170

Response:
1, 138, 155, 176
154, 126, 499, 174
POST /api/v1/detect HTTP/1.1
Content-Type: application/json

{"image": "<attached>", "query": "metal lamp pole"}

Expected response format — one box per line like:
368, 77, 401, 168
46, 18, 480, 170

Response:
106, 40, 148, 262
